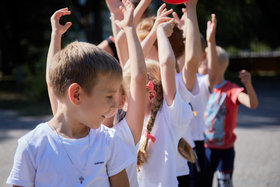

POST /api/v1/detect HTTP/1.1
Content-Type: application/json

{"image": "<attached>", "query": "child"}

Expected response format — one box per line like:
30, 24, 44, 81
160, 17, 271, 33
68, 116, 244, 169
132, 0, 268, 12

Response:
174, 13, 219, 187
204, 46, 258, 187
105, 1, 147, 186
136, 2, 200, 185
6, 8, 135, 187
48, 2, 146, 187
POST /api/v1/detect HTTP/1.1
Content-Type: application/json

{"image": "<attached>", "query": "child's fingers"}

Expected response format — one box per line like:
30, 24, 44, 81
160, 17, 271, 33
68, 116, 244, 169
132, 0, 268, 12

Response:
157, 3, 167, 15
64, 22, 72, 30
161, 9, 173, 17
207, 20, 211, 29
57, 7, 69, 12
172, 12, 180, 22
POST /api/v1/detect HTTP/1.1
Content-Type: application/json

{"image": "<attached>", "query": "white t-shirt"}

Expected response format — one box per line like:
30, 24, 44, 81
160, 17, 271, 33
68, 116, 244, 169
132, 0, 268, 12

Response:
137, 73, 195, 187
189, 74, 210, 141
175, 73, 199, 177
176, 74, 210, 177
7, 123, 135, 187
113, 119, 139, 187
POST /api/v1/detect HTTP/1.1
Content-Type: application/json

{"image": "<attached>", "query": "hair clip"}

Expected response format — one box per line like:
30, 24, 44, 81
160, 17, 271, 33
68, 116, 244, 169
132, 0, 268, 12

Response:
146, 80, 154, 91
145, 132, 156, 143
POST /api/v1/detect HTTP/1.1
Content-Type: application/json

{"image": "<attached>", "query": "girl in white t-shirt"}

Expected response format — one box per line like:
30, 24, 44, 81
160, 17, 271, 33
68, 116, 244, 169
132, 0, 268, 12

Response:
101, 1, 148, 186
135, 2, 203, 183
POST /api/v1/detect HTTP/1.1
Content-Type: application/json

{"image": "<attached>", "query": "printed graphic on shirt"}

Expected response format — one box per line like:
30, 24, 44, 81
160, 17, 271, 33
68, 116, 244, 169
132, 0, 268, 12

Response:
204, 91, 227, 146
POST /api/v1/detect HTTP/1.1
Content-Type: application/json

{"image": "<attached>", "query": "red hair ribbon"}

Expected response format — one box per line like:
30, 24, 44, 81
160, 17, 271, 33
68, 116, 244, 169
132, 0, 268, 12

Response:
145, 132, 156, 143
146, 80, 154, 91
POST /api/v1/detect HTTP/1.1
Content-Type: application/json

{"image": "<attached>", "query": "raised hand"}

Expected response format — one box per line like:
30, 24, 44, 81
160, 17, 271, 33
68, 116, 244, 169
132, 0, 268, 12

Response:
115, 0, 135, 29
206, 14, 217, 43
239, 70, 252, 87
158, 18, 175, 37
172, 8, 187, 32
152, 3, 173, 32
50, 8, 72, 36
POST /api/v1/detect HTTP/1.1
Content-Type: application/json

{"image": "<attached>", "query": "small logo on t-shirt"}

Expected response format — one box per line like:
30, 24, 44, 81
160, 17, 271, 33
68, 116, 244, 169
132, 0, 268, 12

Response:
94, 161, 104, 165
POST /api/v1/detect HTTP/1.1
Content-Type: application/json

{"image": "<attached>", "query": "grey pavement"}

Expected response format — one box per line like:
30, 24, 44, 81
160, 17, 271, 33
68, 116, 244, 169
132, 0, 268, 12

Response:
0, 81, 280, 187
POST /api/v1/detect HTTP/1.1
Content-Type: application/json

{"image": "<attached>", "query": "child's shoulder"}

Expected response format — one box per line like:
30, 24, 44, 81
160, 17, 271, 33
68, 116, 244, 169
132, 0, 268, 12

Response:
218, 80, 243, 91
17, 122, 52, 150
19, 122, 50, 142
95, 124, 118, 143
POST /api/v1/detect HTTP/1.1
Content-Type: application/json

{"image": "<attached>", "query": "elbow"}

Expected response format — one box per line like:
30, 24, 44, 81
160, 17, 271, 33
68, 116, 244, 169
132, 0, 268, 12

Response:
131, 70, 147, 84
159, 56, 175, 69
251, 101, 258, 109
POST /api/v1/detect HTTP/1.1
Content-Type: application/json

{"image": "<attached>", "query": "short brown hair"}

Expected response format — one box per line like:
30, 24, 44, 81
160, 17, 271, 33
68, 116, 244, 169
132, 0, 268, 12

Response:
49, 41, 122, 98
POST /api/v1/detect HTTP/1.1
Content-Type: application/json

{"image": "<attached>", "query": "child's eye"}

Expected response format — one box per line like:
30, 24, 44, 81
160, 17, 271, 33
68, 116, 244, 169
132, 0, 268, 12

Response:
106, 96, 113, 99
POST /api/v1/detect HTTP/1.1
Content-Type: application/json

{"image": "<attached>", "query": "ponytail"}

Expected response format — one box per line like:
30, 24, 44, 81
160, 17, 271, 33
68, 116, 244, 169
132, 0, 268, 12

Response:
177, 138, 196, 163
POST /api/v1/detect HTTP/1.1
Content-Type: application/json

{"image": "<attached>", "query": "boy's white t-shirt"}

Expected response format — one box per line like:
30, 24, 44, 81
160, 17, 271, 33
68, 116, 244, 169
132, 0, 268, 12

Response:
189, 74, 210, 141
113, 118, 139, 187
137, 73, 196, 187
175, 73, 199, 177
6, 123, 135, 187
176, 74, 210, 177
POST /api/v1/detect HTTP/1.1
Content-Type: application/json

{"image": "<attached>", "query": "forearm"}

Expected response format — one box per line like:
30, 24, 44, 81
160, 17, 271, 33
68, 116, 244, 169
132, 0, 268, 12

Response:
133, 0, 152, 25
115, 30, 129, 67
46, 33, 62, 83
207, 40, 218, 89
183, 3, 202, 91
141, 28, 157, 58
124, 26, 146, 79
157, 26, 176, 105
245, 83, 258, 109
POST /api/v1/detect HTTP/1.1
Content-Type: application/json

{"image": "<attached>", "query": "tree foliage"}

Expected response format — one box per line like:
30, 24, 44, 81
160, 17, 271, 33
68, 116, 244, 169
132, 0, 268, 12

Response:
0, 0, 279, 98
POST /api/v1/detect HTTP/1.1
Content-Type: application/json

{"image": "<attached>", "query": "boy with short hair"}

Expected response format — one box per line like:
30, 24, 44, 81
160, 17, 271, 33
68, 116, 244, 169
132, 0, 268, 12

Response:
6, 8, 135, 187
204, 46, 258, 187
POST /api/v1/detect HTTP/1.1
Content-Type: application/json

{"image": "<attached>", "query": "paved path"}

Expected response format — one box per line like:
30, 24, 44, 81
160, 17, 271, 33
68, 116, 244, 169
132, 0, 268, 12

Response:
0, 81, 280, 186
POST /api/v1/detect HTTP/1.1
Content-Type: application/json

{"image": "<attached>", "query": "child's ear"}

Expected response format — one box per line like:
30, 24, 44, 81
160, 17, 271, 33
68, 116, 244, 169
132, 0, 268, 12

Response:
68, 83, 82, 105
148, 90, 156, 104
118, 95, 127, 109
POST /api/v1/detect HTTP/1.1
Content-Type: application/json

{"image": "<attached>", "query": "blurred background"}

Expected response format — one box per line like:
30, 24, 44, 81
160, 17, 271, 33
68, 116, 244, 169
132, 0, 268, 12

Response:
0, 0, 280, 115
0, 0, 280, 186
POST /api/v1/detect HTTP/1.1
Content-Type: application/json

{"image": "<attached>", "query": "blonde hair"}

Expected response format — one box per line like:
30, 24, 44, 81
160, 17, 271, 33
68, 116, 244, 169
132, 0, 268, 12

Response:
216, 46, 229, 72
136, 60, 196, 170
136, 16, 184, 61
137, 60, 163, 171
49, 41, 122, 98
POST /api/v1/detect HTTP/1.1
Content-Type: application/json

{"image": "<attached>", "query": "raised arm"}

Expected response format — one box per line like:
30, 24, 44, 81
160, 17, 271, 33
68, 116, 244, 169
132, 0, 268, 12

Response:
116, 0, 147, 144
141, 3, 173, 58
206, 13, 218, 91
237, 70, 258, 109
46, 8, 72, 115
182, 0, 202, 92
157, 19, 176, 106
114, 0, 152, 67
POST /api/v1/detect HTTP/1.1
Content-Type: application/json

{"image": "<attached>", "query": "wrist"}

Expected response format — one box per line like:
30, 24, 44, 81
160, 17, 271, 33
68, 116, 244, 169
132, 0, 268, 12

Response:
51, 31, 62, 38
124, 26, 135, 32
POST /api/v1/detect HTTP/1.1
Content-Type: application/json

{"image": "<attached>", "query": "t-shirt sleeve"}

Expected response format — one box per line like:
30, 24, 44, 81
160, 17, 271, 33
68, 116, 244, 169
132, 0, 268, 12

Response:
162, 89, 194, 128
113, 119, 136, 153
176, 72, 200, 102
6, 139, 35, 187
230, 84, 245, 104
106, 133, 136, 177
